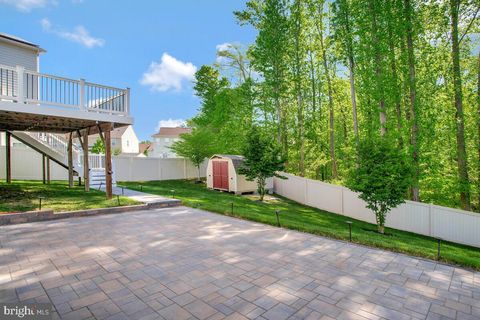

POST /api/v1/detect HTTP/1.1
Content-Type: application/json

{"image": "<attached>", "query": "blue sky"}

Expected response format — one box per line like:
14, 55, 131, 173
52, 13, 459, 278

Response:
0, 0, 256, 141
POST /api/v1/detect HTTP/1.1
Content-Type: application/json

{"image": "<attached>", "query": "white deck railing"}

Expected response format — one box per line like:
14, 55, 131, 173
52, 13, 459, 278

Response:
0, 64, 130, 116
28, 132, 105, 170
83, 153, 106, 169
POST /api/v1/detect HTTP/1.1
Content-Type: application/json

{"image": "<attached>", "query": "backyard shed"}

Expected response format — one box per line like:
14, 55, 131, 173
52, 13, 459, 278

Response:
206, 154, 273, 194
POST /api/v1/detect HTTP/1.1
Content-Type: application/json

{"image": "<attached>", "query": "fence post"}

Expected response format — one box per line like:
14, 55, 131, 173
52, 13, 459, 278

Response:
304, 178, 308, 204
79, 79, 85, 110
341, 187, 345, 215
429, 203, 433, 237
129, 157, 133, 181
184, 158, 187, 179
158, 159, 162, 180
16, 66, 25, 104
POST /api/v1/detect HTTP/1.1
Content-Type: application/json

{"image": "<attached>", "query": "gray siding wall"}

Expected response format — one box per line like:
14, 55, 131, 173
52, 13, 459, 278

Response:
0, 42, 38, 71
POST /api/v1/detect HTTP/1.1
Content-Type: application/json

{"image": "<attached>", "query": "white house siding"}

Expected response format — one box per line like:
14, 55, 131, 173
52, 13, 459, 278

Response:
121, 125, 139, 154
111, 138, 122, 153
151, 136, 181, 158
0, 41, 38, 71
88, 126, 139, 155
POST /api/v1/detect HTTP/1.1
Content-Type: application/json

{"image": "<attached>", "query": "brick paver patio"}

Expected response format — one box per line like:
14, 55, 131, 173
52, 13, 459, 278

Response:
0, 207, 479, 320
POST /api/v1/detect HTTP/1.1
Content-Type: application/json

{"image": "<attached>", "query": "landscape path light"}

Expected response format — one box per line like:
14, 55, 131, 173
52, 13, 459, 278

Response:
38, 196, 45, 211
437, 238, 442, 260
346, 221, 353, 242
275, 210, 281, 227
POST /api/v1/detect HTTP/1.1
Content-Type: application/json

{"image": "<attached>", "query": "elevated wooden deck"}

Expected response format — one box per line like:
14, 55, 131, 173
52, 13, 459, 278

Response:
0, 63, 132, 199
0, 64, 132, 133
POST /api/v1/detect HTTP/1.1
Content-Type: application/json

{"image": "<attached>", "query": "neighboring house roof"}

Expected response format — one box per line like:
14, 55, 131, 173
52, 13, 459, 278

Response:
0, 33, 46, 53
89, 126, 129, 141
211, 154, 245, 170
152, 127, 191, 138
139, 142, 151, 154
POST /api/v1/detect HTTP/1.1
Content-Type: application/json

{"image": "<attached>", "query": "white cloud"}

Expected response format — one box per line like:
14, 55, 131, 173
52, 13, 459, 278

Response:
0, 0, 56, 12
216, 42, 232, 52
40, 18, 51, 29
41, 18, 104, 48
155, 119, 186, 131
141, 53, 197, 92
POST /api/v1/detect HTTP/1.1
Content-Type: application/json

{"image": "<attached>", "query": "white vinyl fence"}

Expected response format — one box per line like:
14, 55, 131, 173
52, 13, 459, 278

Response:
113, 157, 207, 182
0, 147, 206, 182
0, 147, 69, 180
274, 173, 480, 248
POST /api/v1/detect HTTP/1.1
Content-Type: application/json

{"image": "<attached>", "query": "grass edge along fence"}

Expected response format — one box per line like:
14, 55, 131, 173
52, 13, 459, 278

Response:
274, 173, 480, 249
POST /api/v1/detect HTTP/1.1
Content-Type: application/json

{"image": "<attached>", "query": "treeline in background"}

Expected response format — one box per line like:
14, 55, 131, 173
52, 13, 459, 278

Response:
185, 0, 480, 212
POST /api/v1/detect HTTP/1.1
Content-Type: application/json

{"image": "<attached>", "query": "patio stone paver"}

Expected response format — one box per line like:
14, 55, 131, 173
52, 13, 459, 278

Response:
1, 206, 479, 320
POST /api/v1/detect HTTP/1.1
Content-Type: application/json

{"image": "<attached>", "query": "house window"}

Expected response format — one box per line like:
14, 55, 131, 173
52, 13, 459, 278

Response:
126, 140, 129, 147
165, 138, 170, 143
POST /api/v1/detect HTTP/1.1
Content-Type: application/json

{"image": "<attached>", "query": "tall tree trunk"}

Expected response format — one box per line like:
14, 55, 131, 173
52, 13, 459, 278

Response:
369, 0, 386, 136
318, 5, 338, 179
450, 0, 471, 210
342, 0, 359, 146
298, 95, 305, 176
389, 36, 403, 146
386, 0, 403, 147
348, 55, 359, 146
294, 0, 305, 176
309, 51, 317, 116
404, 0, 420, 201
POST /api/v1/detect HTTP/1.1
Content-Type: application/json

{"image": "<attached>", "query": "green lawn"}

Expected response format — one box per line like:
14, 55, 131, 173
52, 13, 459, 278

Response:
121, 179, 480, 270
0, 181, 139, 213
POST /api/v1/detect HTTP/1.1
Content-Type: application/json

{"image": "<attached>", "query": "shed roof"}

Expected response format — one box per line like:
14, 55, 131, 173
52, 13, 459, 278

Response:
0, 33, 46, 53
211, 154, 245, 170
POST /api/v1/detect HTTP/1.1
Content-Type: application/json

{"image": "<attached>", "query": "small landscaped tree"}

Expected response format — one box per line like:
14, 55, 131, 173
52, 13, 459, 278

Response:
171, 128, 217, 182
347, 137, 412, 234
91, 138, 105, 154
238, 126, 286, 201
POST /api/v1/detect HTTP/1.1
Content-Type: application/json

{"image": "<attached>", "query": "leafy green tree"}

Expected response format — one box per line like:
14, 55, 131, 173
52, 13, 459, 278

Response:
178, 0, 480, 212
238, 126, 286, 201
347, 138, 412, 234
236, 0, 291, 158
91, 138, 105, 154
191, 65, 255, 154
171, 129, 217, 182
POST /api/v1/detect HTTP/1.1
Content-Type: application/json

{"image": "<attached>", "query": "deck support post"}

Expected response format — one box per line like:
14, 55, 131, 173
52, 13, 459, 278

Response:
5, 131, 11, 183
46, 157, 50, 184
105, 127, 113, 200
42, 155, 46, 184
82, 128, 90, 192
68, 132, 74, 188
